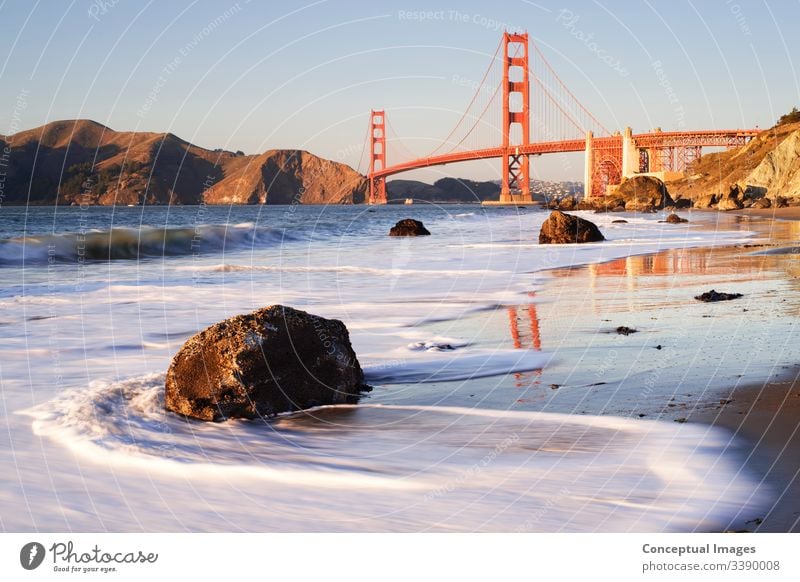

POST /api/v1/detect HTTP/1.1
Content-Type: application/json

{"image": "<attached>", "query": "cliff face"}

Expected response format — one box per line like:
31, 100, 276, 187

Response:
0, 119, 365, 205
204, 149, 366, 205
743, 129, 800, 199
668, 121, 800, 203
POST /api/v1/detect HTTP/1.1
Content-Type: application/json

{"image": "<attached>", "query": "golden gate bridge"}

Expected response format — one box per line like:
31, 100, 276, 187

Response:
362, 32, 760, 204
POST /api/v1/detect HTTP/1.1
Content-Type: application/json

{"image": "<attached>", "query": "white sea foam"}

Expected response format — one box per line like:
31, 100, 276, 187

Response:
17, 375, 768, 532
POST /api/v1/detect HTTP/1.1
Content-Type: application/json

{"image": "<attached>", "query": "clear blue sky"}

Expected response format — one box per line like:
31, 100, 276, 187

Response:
1, 0, 798, 181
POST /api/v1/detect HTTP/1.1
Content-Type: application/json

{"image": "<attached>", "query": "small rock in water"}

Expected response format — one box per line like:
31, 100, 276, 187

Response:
550, 384, 560, 390
389, 218, 430, 236
538, 211, 605, 244
695, 289, 744, 302
664, 213, 689, 224
611, 219, 628, 224
408, 341, 456, 352
616, 326, 637, 335
674, 417, 688, 423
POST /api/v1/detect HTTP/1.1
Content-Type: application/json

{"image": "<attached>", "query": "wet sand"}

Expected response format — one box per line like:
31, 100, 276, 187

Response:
499, 210, 800, 531
735, 206, 800, 221
692, 373, 800, 531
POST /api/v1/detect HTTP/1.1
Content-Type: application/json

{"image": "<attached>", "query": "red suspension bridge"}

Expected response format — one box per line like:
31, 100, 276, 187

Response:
363, 32, 760, 204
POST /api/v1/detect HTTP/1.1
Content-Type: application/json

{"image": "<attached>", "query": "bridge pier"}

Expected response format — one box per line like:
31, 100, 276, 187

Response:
621, 127, 637, 179
584, 131, 593, 198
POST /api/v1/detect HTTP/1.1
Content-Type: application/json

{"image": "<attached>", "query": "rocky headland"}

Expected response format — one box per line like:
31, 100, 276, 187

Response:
0, 119, 366, 205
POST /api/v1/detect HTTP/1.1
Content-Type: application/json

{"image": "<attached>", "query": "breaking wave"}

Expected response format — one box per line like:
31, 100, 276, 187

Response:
0, 223, 291, 265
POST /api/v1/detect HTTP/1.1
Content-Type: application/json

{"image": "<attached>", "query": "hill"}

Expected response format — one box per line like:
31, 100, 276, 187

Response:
0, 119, 366, 205
668, 119, 800, 204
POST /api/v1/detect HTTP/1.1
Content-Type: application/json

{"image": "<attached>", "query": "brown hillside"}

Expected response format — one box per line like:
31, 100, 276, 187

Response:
1, 119, 365, 205
204, 149, 366, 205
668, 121, 800, 202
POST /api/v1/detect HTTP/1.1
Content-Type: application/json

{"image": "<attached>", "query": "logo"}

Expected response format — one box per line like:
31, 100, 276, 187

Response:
20, 542, 46, 570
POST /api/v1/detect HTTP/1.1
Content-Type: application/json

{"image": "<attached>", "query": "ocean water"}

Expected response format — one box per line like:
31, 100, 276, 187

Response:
0, 204, 771, 531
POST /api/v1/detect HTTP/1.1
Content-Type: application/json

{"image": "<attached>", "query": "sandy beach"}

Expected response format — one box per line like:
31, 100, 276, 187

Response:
519, 208, 800, 532
699, 207, 800, 532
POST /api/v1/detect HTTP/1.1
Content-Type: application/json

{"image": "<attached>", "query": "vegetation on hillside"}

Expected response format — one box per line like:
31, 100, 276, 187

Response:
778, 107, 800, 126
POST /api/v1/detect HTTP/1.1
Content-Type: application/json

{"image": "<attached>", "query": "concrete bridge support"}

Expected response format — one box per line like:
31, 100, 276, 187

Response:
584, 131, 593, 198
621, 127, 638, 179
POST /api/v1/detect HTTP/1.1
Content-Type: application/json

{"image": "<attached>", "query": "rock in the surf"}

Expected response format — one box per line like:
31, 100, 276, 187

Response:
165, 305, 370, 421
539, 211, 605, 244
665, 213, 689, 223
389, 218, 431, 236
694, 290, 743, 303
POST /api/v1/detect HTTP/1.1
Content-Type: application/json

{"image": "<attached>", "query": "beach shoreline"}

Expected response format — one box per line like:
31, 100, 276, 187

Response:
679, 206, 800, 531
508, 207, 800, 532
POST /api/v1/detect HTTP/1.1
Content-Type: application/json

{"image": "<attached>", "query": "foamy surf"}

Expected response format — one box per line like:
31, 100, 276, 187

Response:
18, 374, 768, 532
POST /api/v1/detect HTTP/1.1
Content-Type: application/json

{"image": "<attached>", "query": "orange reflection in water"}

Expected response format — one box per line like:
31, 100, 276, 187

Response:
588, 250, 712, 281
507, 295, 543, 394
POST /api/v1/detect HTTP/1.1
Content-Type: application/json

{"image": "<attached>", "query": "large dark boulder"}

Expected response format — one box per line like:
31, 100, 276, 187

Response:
389, 218, 431, 236
165, 305, 369, 421
616, 176, 674, 211
539, 211, 605, 244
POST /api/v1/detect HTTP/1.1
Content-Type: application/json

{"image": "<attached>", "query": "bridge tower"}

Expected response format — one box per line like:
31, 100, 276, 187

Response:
368, 109, 387, 204
500, 32, 531, 203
